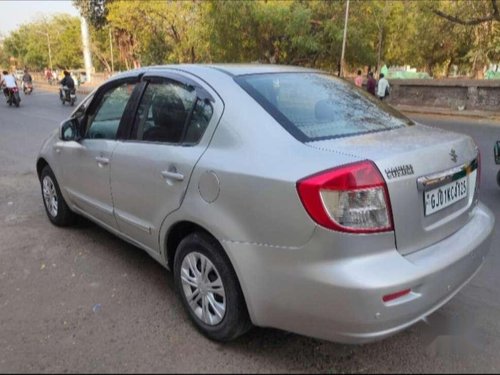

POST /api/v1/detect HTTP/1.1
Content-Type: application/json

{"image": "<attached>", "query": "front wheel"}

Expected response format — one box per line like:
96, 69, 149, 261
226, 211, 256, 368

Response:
174, 232, 252, 342
40, 166, 76, 226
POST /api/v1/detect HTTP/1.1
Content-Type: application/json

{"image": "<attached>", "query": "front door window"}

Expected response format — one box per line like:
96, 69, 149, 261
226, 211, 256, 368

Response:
85, 82, 137, 140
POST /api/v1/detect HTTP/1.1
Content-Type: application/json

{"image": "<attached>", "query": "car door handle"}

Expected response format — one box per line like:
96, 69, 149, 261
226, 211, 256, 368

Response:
95, 156, 110, 165
161, 170, 184, 181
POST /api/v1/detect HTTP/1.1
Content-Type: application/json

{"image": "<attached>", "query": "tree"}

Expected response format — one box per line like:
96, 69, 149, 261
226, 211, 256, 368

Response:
432, 0, 500, 25
73, 0, 110, 29
431, 0, 500, 77
1, 15, 82, 70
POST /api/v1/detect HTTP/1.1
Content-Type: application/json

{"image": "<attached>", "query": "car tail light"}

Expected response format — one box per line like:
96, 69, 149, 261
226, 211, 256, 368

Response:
297, 160, 394, 233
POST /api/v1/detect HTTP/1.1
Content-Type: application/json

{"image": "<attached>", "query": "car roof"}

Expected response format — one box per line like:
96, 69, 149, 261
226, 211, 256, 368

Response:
147, 64, 321, 77
106, 64, 323, 89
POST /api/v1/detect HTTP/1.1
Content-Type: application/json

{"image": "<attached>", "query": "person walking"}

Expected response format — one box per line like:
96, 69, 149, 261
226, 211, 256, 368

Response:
376, 73, 390, 100
354, 70, 363, 87
366, 71, 377, 96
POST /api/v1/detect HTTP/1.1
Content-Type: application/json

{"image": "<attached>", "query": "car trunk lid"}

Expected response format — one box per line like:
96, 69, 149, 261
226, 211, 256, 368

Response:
306, 124, 479, 255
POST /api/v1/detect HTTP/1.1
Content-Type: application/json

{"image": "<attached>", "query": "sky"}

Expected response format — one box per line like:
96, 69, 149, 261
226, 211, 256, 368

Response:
0, 1, 79, 36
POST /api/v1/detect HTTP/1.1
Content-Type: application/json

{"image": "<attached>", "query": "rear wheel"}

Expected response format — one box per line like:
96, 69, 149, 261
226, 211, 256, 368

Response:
40, 166, 76, 226
174, 232, 252, 342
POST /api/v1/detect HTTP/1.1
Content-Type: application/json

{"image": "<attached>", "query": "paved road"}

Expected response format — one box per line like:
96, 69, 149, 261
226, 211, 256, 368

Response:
1, 90, 499, 373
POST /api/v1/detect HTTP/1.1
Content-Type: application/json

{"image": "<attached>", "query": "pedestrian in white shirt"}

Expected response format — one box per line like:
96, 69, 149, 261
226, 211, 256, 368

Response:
376, 73, 390, 101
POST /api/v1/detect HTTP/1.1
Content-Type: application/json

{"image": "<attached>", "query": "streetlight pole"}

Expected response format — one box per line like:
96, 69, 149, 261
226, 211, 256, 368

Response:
340, 0, 350, 77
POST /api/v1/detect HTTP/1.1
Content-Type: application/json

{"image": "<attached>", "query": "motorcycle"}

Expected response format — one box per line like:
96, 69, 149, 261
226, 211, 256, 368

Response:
23, 82, 33, 95
60, 86, 76, 106
4, 87, 21, 107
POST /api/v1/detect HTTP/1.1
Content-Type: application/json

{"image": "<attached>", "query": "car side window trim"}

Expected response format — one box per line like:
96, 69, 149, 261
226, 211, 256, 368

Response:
142, 72, 214, 103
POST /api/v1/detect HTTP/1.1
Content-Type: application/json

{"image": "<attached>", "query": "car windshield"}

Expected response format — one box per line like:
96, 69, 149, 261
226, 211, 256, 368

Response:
236, 72, 414, 142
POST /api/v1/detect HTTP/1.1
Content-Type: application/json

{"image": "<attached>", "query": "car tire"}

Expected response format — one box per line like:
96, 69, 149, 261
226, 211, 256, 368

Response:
174, 232, 252, 342
497, 170, 500, 187
40, 165, 76, 226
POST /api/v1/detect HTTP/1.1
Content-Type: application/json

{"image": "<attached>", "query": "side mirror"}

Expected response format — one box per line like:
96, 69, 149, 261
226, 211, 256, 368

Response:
59, 118, 80, 141
495, 141, 500, 165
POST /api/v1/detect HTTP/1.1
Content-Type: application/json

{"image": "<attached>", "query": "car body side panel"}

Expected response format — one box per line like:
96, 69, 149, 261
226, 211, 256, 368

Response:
158, 74, 363, 252
158, 76, 367, 318
60, 139, 119, 228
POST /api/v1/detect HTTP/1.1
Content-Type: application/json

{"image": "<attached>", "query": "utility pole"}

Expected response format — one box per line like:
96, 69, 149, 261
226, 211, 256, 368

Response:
340, 0, 350, 77
109, 26, 114, 74
80, 16, 93, 83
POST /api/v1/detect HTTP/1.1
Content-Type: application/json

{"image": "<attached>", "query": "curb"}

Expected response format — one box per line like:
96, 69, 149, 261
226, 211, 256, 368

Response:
394, 104, 500, 121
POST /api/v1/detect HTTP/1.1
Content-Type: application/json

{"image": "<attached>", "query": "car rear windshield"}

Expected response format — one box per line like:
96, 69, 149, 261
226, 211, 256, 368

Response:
235, 73, 414, 142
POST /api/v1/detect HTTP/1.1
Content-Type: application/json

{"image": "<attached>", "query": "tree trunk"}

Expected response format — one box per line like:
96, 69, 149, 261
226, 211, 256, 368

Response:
444, 58, 454, 77
190, 46, 196, 63
425, 59, 434, 77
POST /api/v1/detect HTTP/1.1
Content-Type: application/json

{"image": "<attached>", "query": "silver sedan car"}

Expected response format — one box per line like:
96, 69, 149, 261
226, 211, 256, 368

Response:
37, 65, 494, 344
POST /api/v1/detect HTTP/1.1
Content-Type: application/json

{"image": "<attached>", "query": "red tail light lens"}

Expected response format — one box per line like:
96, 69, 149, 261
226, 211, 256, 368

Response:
297, 161, 394, 233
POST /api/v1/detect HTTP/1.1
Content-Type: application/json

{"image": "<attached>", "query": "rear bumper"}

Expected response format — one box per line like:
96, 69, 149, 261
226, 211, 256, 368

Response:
224, 202, 494, 344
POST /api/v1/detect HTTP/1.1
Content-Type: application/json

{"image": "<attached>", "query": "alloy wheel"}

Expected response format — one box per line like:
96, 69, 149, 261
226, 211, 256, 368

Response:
180, 252, 226, 326
42, 175, 58, 218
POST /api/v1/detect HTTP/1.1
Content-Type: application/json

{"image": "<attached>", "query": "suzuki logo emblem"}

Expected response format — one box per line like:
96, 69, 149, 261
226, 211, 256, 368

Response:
450, 149, 458, 163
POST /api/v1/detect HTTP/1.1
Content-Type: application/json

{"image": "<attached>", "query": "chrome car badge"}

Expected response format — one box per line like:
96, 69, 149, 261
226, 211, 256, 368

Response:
450, 149, 458, 163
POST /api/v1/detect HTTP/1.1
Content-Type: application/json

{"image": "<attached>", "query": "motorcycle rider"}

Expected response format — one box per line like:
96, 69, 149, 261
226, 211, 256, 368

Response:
59, 70, 75, 100
22, 69, 33, 92
1, 70, 18, 101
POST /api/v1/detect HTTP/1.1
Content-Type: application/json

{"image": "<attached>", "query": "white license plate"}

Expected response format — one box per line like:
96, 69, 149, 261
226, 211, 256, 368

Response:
424, 176, 468, 216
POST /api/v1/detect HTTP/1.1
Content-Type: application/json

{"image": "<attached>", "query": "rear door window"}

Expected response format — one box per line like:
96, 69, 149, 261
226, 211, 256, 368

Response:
132, 81, 213, 145
236, 73, 413, 142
